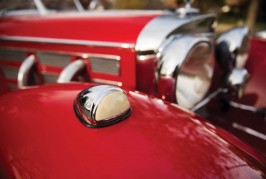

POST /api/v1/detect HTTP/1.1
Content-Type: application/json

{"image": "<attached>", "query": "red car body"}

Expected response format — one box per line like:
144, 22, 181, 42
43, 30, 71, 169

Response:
0, 83, 265, 178
0, 1, 266, 178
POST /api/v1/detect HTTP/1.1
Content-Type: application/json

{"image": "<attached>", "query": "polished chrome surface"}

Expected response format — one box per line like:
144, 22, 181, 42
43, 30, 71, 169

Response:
57, 60, 85, 83
17, 55, 36, 89
191, 88, 228, 112
83, 86, 117, 120
216, 26, 250, 70
227, 68, 249, 98
74, 85, 131, 128
135, 13, 215, 52
36, 52, 72, 67
89, 56, 120, 75
0, 48, 26, 62
159, 36, 211, 76
158, 35, 214, 109
232, 123, 266, 141
0, 35, 135, 49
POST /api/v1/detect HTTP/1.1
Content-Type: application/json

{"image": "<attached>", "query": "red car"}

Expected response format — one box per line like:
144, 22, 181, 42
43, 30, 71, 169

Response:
0, 0, 265, 178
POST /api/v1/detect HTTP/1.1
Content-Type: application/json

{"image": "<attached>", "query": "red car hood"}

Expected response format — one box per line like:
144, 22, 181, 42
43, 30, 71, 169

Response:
0, 83, 265, 178
0, 11, 160, 44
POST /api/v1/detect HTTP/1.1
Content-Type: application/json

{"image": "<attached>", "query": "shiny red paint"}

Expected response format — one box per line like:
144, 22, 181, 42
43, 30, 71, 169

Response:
244, 37, 266, 107
157, 76, 176, 102
0, 83, 265, 178
0, 12, 158, 44
0, 69, 8, 94
0, 12, 161, 92
136, 55, 157, 95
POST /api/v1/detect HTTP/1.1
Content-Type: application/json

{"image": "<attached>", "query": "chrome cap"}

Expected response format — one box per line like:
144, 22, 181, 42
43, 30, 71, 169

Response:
227, 68, 249, 98
74, 85, 131, 128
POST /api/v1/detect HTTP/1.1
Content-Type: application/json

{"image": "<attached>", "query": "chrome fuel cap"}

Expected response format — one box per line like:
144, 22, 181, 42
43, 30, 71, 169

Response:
74, 85, 131, 128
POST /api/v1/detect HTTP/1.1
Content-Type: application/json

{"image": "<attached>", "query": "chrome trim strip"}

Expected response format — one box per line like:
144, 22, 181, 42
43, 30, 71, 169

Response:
57, 60, 86, 83
17, 55, 36, 89
135, 13, 215, 52
0, 35, 135, 49
232, 123, 266, 141
85, 54, 120, 60
191, 88, 228, 112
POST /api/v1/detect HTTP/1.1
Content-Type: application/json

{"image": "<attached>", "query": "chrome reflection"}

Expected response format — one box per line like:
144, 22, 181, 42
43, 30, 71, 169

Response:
226, 68, 249, 98
57, 60, 86, 83
135, 14, 216, 52
233, 123, 266, 141
215, 26, 250, 70
0, 35, 135, 49
158, 36, 214, 109
17, 55, 36, 89
74, 85, 131, 128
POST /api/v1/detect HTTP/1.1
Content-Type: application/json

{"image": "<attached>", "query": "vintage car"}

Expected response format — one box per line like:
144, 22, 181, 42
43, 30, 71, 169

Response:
0, 0, 266, 178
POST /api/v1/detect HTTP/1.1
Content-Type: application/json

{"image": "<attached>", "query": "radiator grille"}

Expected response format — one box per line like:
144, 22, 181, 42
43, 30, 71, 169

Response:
0, 49, 26, 62
89, 56, 120, 75
1, 67, 18, 80
36, 52, 71, 67
41, 73, 58, 83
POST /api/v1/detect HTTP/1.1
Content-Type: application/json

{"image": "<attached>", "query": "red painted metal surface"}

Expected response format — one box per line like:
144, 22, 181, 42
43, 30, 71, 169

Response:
136, 55, 158, 95
158, 76, 176, 102
244, 37, 266, 107
0, 83, 265, 178
0, 12, 158, 44
0, 12, 160, 92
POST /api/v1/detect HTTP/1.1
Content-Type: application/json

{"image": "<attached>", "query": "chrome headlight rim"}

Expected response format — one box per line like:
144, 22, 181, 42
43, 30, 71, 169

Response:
158, 35, 214, 109
175, 41, 214, 109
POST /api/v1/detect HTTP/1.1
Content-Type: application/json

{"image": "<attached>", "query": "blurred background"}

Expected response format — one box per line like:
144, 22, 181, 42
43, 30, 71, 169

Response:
80, 0, 266, 33
0, 0, 265, 33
